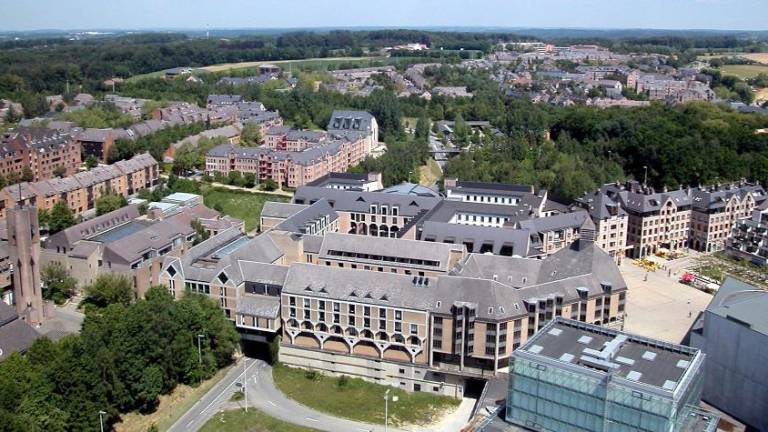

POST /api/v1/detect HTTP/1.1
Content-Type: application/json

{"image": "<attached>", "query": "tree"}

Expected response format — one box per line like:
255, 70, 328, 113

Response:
243, 172, 256, 188
453, 114, 470, 147
85, 154, 99, 169
226, 170, 242, 186
47, 201, 76, 234
414, 116, 430, 144
260, 178, 277, 191
95, 192, 127, 216
41, 262, 77, 305
21, 166, 34, 182
84, 273, 133, 308
191, 219, 210, 245
240, 122, 262, 146
52, 165, 67, 178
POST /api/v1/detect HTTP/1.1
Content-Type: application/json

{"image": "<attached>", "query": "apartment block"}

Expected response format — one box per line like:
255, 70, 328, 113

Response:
587, 181, 765, 258
0, 127, 81, 182
0, 152, 159, 219
206, 130, 373, 189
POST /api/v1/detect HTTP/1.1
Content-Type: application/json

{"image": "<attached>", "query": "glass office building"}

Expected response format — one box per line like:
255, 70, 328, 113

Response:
506, 318, 718, 432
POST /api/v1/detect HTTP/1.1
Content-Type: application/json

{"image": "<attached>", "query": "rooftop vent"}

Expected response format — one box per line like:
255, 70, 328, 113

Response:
662, 380, 677, 391
642, 351, 657, 361
529, 345, 543, 354
615, 356, 635, 366
577, 335, 593, 344
676, 360, 690, 369
548, 328, 562, 336
626, 371, 643, 382
559, 353, 574, 363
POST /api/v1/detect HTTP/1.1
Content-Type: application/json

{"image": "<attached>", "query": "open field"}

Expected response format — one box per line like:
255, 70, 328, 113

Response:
719, 64, 768, 80
419, 158, 442, 186
202, 187, 289, 232
200, 409, 321, 432
200, 56, 377, 73
699, 53, 768, 64
114, 364, 232, 432
272, 364, 460, 427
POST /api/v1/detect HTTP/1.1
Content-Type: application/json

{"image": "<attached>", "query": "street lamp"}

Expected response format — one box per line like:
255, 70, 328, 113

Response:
243, 358, 248, 413
98, 410, 106, 432
384, 389, 398, 432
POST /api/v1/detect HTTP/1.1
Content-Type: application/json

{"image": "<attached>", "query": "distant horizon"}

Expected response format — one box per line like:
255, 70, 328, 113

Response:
1, 0, 765, 33
4, 25, 768, 33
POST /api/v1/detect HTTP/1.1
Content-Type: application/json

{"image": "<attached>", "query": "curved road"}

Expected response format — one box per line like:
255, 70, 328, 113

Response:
169, 358, 409, 432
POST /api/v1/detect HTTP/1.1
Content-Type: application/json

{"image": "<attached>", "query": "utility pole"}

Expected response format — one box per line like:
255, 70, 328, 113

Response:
383, 389, 398, 432
197, 334, 205, 364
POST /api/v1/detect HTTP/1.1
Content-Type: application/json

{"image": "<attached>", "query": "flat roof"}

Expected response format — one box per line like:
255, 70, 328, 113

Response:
90, 221, 151, 243
521, 318, 698, 392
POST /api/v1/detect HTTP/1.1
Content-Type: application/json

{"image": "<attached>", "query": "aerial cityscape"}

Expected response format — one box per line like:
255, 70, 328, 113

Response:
0, 1, 767, 432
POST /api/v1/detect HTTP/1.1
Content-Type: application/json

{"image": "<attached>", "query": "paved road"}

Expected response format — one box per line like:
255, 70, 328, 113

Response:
170, 358, 411, 432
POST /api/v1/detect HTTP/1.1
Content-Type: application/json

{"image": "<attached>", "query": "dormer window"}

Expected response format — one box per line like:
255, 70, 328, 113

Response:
218, 272, 229, 284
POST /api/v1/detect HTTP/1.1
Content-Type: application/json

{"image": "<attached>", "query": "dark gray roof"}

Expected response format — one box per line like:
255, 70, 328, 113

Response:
275, 199, 338, 234
261, 202, 309, 220
318, 232, 465, 272
283, 263, 439, 310
518, 211, 588, 233
293, 186, 441, 217
706, 277, 768, 336
522, 318, 699, 392
326, 110, 375, 133
419, 221, 532, 256
0, 302, 40, 361
421, 200, 536, 225
237, 294, 280, 319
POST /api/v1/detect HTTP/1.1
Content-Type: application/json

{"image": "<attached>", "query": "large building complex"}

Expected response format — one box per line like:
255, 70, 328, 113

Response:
507, 318, 717, 432
579, 180, 765, 258
159, 180, 629, 397
205, 110, 378, 188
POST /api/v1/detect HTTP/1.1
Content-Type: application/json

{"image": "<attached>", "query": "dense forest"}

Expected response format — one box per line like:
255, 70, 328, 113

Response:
0, 283, 238, 431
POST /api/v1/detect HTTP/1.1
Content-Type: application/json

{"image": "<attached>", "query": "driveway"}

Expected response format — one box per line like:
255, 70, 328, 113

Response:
171, 358, 472, 432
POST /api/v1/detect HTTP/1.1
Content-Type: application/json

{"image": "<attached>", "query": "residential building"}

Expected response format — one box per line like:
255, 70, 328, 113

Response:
590, 181, 765, 258
726, 200, 768, 265
0, 127, 81, 182
326, 110, 379, 152
688, 277, 768, 432
573, 188, 629, 263
0, 153, 158, 219
507, 318, 717, 432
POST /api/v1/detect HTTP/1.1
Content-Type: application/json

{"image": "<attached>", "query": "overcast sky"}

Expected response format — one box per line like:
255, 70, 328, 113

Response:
1, 0, 766, 31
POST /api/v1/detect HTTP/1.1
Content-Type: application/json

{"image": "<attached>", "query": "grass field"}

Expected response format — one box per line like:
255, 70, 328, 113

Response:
699, 53, 768, 64
200, 56, 377, 73
200, 409, 321, 432
419, 158, 442, 186
719, 64, 768, 80
202, 187, 289, 232
272, 364, 459, 427
114, 364, 232, 432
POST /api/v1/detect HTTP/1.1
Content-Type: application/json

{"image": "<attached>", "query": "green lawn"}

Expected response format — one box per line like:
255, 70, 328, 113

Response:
202, 187, 289, 232
272, 364, 460, 427
200, 409, 321, 432
719, 64, 768, 80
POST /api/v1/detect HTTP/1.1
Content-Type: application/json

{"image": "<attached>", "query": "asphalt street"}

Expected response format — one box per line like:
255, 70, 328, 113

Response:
169, 358, 410, 432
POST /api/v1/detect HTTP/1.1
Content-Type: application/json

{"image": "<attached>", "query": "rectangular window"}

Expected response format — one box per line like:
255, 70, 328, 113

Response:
395, 310, 402, 320
410, 324, 418, 335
